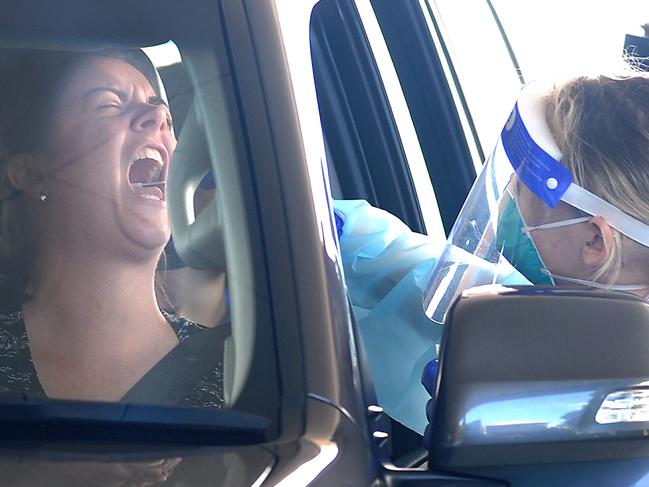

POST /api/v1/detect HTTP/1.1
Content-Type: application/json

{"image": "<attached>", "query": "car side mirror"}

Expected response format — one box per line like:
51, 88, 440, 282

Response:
429, 286, 649, 481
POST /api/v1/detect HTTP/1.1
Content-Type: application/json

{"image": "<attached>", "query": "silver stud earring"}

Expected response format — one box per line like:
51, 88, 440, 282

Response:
39, 192, 47, 203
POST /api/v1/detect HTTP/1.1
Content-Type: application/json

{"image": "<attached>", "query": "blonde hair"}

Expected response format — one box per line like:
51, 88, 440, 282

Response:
545, 71, 649, 285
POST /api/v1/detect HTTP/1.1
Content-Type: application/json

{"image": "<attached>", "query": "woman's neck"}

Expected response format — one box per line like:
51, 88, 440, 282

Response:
25, 249, 165, 340
21, 249, 181, 402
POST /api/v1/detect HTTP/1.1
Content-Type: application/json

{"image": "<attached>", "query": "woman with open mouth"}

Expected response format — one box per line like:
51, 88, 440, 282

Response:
0, 48, 225, 408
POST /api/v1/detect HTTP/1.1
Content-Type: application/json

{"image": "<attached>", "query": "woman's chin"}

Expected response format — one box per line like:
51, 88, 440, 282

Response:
116, 199, 171, 253
137, 229, 171, 252
118, 220, 171, 255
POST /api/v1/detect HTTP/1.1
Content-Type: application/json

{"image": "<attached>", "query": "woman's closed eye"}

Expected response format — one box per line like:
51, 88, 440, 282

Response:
97, 98, 122, 110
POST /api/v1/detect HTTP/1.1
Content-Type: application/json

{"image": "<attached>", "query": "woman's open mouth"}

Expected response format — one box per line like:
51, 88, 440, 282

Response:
128, 148, 166, 202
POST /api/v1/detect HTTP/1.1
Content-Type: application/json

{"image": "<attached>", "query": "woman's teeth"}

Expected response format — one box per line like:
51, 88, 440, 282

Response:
135, 148, 164, 164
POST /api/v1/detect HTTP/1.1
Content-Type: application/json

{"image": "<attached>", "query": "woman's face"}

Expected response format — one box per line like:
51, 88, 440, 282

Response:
36, 56, 176, 258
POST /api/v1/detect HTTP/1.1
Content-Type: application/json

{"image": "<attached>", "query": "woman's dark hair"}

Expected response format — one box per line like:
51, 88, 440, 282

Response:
0, 48, 159, 156
0, 47, 160, 308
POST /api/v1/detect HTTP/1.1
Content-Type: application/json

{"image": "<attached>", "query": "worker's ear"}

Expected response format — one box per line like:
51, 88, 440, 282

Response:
582, 216, 615, 269
5, 153, 46, 200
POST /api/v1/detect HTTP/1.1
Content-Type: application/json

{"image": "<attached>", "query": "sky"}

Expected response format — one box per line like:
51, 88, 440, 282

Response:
492, 0, 649, 80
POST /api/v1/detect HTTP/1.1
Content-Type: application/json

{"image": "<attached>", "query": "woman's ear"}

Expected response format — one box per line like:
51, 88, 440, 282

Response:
582, 215, 615, 268
5, 153, 45, 200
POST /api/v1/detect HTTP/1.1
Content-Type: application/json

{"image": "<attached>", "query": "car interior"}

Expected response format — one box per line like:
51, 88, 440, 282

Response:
0, 0, 285, 445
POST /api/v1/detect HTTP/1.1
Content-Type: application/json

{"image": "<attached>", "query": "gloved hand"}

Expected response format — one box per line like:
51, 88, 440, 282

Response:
421, 357, 439, 451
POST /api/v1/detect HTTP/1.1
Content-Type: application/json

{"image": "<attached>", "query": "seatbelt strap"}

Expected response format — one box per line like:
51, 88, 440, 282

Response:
121, 323, 231, 406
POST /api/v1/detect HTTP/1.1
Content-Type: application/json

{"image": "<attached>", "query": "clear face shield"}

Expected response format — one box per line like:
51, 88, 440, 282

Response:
423, 83, 649, 324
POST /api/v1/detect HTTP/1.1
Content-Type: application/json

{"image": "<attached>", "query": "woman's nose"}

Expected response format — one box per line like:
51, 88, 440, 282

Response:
131, 103, 169, 133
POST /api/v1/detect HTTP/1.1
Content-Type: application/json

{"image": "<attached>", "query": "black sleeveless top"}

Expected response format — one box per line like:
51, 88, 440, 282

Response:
0, 308, 225, 408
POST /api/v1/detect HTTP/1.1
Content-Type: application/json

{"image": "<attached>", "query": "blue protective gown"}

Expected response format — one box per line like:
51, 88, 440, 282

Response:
333, 199, 531, 434
333, 200, 444, 434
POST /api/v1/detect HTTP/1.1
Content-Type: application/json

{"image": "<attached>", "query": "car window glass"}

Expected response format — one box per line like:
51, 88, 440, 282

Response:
355, 0, 446, 239
425, 0, 522, 156
0, 40, 277, 426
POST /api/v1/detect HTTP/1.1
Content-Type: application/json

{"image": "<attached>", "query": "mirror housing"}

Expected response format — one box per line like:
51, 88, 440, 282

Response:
429, 286, 649, 474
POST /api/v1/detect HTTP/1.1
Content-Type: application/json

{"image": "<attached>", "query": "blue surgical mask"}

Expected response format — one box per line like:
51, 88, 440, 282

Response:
496, 192, 554, 285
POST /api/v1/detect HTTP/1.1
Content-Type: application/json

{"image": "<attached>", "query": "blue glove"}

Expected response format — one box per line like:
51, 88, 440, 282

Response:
421, 357, 439, 451
334, 209, 345, 239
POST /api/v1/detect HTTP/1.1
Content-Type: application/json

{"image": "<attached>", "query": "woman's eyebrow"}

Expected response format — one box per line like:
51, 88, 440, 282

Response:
81, 86, 127, 101
148, 95, 169, 109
